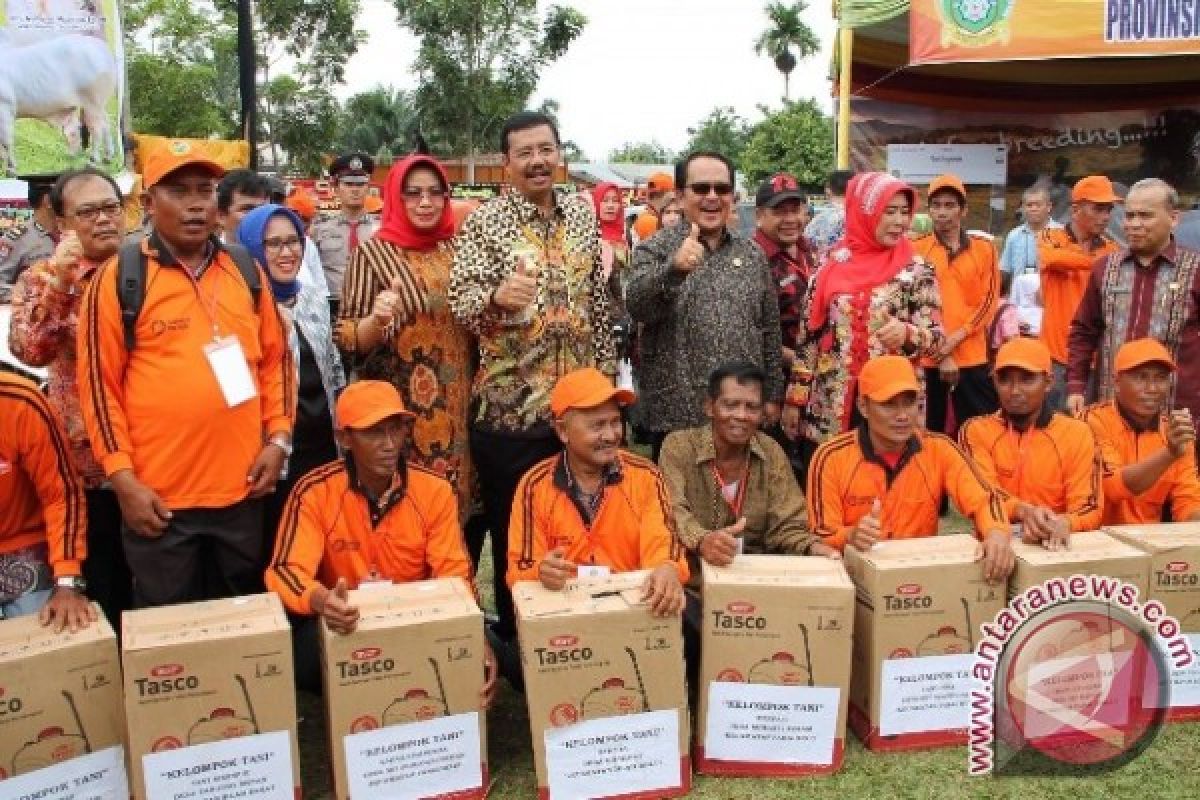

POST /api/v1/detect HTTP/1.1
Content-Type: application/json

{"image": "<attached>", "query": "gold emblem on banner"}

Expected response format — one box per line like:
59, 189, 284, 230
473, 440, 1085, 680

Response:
938, 0, 1014, 48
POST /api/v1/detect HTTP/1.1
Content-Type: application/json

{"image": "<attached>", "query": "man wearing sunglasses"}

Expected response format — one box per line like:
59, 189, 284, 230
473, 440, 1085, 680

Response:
628, 151, 784, 460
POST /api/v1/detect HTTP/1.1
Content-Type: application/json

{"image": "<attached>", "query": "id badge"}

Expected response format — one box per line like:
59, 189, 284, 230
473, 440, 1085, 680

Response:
577, 565, 611, 580
203, 336, 258, 408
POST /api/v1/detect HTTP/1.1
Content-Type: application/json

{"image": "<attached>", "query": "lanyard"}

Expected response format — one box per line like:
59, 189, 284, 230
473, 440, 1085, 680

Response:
182, 261, 224, 341
711, 459, 749, 519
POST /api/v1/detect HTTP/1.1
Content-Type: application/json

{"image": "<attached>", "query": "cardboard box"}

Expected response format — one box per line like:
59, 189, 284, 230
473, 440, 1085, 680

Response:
320, 578, 488, 800
1104, 523, 1200, 721
514, 572, 690, 800
843, 534, 1005, 751
1010, 531, 1150, 600
122, 593, 299, 800
0, 608, 125, 786
695, 555, 855, 776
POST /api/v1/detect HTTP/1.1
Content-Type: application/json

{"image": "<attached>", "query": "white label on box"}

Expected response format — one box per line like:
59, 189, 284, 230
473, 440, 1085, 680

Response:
879, 654, 974, 736
344, 711, 483, 799
576, 565, 611, 579
544, 709, 680, 800
1168, 634, 1200, 708
703, 682, 839, 765
142, 730, 293, 800
0, 745, 128, 799
1023, 652, 1132, 735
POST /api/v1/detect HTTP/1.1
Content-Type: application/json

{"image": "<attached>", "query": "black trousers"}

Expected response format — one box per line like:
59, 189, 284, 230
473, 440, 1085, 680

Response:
925, 364, 998, 434
469, 427, 560, 639
83, 489, 132, 631
122, 497, 265, 608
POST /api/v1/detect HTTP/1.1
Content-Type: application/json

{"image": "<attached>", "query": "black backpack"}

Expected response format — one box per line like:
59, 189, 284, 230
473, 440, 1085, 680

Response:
116, 237, 261, 350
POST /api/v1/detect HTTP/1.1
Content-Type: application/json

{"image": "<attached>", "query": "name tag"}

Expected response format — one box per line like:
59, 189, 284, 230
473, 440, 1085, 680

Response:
203, 336, 257, 408
577, 565, 611, 579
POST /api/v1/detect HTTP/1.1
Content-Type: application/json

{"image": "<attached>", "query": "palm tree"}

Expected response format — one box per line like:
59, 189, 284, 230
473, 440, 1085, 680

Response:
754, 1, 820, 100
337, 87, 419, 157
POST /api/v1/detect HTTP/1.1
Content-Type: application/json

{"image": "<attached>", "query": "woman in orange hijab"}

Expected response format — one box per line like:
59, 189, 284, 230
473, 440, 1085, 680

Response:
334, 154, 475, 522
783, 172, 944, 451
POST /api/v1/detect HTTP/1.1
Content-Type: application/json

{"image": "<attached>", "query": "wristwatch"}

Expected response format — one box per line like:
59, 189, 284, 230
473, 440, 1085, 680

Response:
56, 575, 88, 593
268, 434, 293, 458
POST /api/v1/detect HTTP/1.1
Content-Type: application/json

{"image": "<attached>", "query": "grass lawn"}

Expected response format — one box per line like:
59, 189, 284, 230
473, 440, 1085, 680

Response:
296, 518, 1200, 798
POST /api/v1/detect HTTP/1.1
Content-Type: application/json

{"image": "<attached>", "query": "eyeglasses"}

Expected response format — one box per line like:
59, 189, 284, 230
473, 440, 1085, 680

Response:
402, 187, 447, 202
687, 182, 734, 197
263, 235, 303, 253
72, 201, 122, 222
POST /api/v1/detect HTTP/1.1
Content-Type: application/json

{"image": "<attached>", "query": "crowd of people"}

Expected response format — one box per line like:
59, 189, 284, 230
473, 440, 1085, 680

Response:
3, 109, 1200, 715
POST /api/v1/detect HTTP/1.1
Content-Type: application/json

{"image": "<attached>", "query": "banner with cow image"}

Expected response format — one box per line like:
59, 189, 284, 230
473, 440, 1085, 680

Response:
0, 0, 126, 177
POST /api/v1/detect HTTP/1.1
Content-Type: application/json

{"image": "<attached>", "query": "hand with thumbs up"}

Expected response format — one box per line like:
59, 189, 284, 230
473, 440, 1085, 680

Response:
848, 498, 883, 552
538, 546, 577, 591
493, 255, 540, 312
672, 224, 706, 274
876, 314, 910, 352
370, 276, 408, 329
313, 577, 361, 635
698, 518, 746, 567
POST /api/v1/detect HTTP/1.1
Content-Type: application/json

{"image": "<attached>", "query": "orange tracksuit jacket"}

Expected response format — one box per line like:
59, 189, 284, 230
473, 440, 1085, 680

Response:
807, 427, 1008, 551
912, 232, 1000, 368
1037, 227, 1119, 365
958, 409, 1103, 532
266, 460, 472, 614
0, 373, 87, 577
76, 235, 293, 509
507, 451, 689, 587
1082, 402, 1200, 525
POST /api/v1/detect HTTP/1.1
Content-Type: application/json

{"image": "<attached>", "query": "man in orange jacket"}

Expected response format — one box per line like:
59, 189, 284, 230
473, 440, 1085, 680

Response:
265, 380, 496, 702
913, 174, 1001, 430
77, 142, 294, 607
959, 338, 1103, 550
1037, 175, 1122, 410
0, 372, 93, 630
807, 355, 1014, 582
1083, 339, 1200, 525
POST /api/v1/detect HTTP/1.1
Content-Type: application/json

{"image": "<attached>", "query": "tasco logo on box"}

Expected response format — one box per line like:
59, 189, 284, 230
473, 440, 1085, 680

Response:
136, 665, 198, 696
1167, 561, 1190, 573
885, 583, 932, 611
352, 647, 382, 661
897, 583, 922, 595
727, 601, 756, 614
536, 635, 592, 666
151, 663, 184, 677
549, 635, 579, 648
712, 600, 767, 630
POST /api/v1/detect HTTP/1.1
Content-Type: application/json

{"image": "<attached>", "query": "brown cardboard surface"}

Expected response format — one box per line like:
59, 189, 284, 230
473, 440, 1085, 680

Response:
695, 555, 855, 775
0, 607, 123, 781
319, 578, 487, 800
843, 535, 1005, 751
1104, 523, 1200, 632
514, 572, 690, 799
1010, 531, 1150, 598
122, 593, 299, 800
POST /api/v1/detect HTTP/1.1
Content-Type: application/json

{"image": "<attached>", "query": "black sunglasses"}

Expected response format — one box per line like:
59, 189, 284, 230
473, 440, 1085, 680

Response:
687, 182, 734, 197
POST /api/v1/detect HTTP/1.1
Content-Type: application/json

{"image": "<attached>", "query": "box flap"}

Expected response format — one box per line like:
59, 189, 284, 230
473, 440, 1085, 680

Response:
702, 554, 853, 589
1104, 523, 1200, 552
348, 577, 482, 629
847, 534, 979, 569
0, 605, 114, 661
1014, 531, 1145, 565
514, 571, 650, 618
122, 593, 289, 650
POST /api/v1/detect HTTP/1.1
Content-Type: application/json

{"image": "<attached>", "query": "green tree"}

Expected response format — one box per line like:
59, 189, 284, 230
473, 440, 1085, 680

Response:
754, 1, 819, 100
336, 87, 419, 156
738, 100, 834, 187
608, 141, 673, 164
684, 107, 751, 164
390, 0, 588, 179
266, 79, 343, 176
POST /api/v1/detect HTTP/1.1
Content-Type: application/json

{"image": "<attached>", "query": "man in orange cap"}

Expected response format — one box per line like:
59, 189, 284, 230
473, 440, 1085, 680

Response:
807, 355, 1013, 582
632, 171, 675, 242
913, 173, 1001, 432
1083, 339, 1200, 525
77, 139, 294, 608
266, 381, 497, 702
507, 367, 688, 605
959, 338, 1102, 550
1037, 175, 1122, 410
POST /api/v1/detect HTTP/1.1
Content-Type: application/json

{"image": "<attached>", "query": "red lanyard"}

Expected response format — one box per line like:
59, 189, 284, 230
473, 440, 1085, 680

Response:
711, 460, 749, 519
182, 261, 224, 340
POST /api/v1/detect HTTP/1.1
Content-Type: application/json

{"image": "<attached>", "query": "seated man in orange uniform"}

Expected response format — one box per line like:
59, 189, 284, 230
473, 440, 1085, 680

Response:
266, 380, 496, 703
807, 355, 1014, 582
1083, 339, 1200, 525
959, 338, 1103, 550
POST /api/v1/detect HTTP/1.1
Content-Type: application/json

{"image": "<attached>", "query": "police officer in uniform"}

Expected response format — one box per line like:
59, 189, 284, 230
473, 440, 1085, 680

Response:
311, 152, 379, 316
0, 176, 60, 287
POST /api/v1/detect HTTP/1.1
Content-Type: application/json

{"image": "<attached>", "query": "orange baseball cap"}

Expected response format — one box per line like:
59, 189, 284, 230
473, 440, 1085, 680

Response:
1072, 175, 1122, 204
858, 355, 920, 402
550, 368, 635, 417
285, 187, 317, 222
1114, 338, 1176, 375
142, 139, 225, 190
927, 174, 967, 203
993, 337, 1052, 375
336, 381, 414, 430
646, 172, 675, 192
